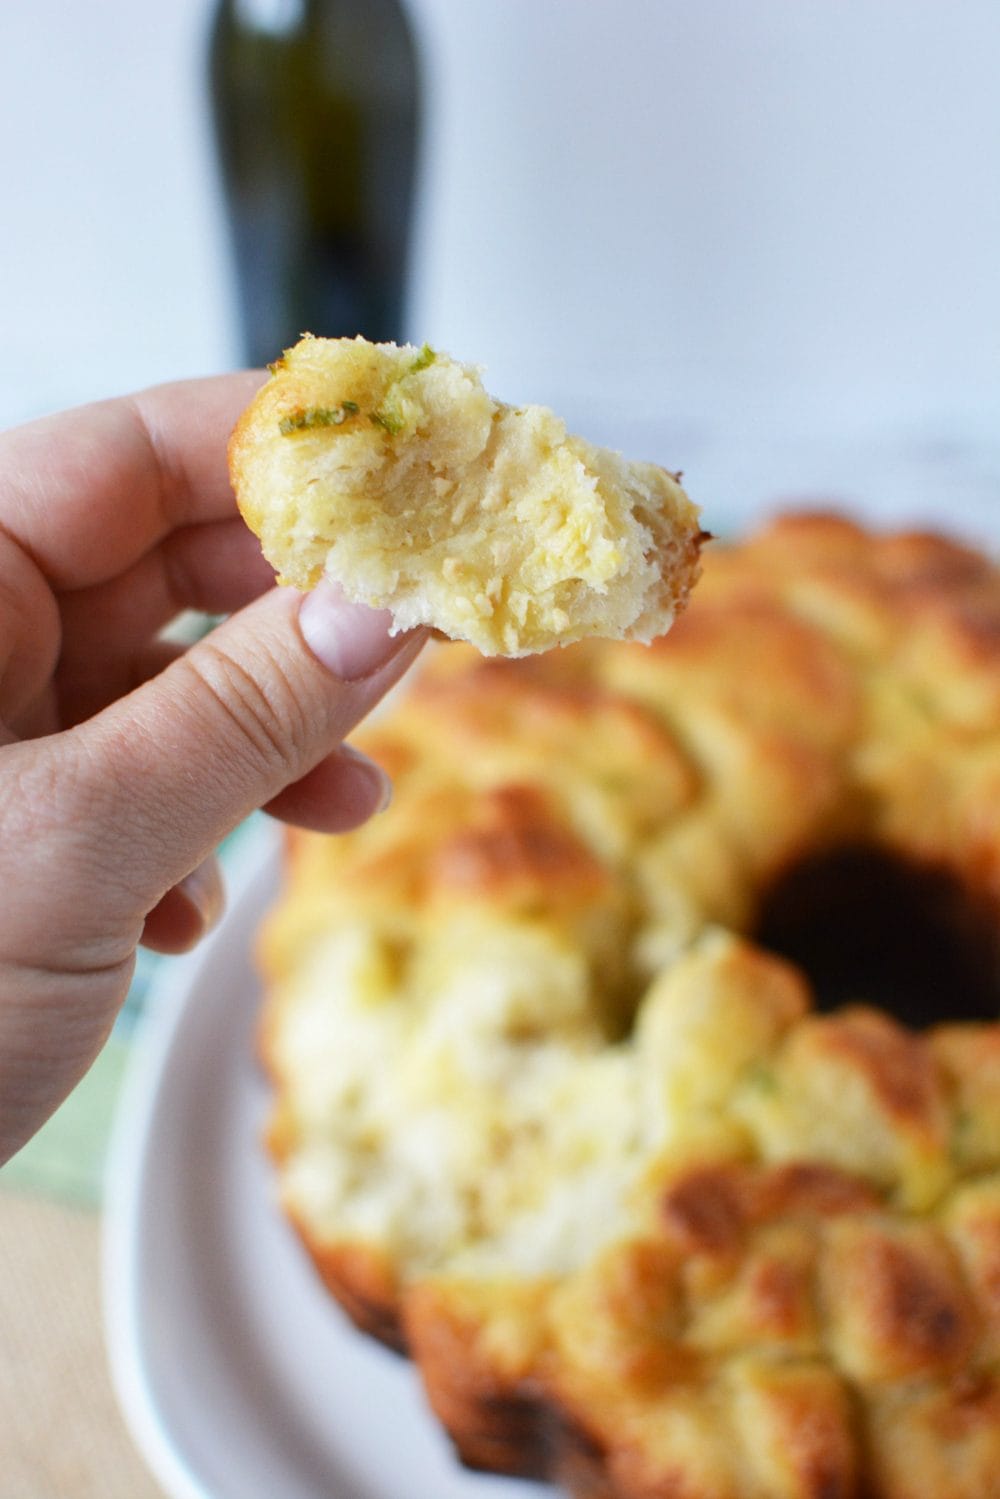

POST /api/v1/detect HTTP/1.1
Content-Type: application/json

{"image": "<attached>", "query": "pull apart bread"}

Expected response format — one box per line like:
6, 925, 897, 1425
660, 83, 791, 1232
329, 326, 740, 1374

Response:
229, 335, 705, 654
249, 507, 1000, 1499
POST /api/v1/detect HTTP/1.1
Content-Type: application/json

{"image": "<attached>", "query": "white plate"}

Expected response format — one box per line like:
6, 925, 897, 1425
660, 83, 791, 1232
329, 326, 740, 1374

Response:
103, 819, 553, 1499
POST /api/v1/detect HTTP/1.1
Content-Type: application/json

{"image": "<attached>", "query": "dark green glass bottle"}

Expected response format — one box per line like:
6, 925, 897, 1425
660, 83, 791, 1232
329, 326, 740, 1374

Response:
208, 0, 420, 367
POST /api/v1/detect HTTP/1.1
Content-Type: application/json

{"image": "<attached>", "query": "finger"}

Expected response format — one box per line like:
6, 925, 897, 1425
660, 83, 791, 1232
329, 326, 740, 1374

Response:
55, 639, 395, 829
0, 584, 419, 1161
140, 854, 226, 955
55, 633, 394, 826
141, 745, 391, 953
0, 523, 61, 727
1, 582, 424, 972
263, 742, 392, 832
0, 370, 264, 591
0, 372, 265, 728
141, 744, 392, 952
48, 639, 189, 733
56, 519, 275, 667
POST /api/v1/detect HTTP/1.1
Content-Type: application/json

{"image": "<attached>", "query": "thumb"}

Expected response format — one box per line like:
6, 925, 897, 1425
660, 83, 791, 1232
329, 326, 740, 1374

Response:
5, 582, 423, 971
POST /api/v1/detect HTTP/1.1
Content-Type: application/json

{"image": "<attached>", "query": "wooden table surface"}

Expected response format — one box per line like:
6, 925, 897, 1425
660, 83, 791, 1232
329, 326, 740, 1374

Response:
0, 1189, 164, 1499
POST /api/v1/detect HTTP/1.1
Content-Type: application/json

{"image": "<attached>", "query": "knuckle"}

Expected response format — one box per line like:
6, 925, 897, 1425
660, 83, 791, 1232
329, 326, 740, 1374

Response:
0, 741, 139, 970
0, 740, 88, 843
183, 636, 315, 779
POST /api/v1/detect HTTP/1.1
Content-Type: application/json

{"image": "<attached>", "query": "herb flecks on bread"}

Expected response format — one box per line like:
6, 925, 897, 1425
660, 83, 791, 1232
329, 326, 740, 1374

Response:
229, 335, 704, 656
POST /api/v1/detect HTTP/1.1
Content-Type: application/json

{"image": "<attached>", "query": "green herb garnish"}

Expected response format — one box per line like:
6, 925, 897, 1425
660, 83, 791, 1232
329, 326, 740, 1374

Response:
369, 348, 435, 434
743, 1063, 778, 1095
278, 401, 360, 435
369, 406, 406, 435
408, 343, 436, 374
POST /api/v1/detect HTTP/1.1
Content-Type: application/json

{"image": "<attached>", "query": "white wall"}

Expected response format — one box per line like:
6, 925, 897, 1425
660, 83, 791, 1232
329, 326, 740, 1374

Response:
406, 0, 1000, 540
0, 0, 236, 429
410, 3, 1000, 434
3, 1, 998, 542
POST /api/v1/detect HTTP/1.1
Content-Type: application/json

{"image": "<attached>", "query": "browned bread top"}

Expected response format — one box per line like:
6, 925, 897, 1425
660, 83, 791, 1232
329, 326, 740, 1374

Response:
258, 511, 1000, 1499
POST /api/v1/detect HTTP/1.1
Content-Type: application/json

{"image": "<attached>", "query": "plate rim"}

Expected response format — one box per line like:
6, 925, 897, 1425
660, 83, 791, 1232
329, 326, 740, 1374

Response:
101, 817, 281, 1499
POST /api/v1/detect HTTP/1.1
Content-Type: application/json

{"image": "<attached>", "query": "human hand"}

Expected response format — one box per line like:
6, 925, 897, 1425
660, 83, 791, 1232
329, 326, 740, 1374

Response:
0, 373, 424, 1163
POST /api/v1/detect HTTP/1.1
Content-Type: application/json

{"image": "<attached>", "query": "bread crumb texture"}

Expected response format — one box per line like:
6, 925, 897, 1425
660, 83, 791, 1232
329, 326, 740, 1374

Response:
261, 511, 1000, 1497
229, 335, 703, 654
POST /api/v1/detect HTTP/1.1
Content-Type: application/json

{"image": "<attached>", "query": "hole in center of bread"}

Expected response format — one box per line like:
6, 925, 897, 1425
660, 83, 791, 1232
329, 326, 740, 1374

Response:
754, 844, 1000, 1027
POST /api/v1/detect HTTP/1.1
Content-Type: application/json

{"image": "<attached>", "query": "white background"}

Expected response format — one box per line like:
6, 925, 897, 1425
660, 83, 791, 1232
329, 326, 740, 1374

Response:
404, 0, 1000, 540
2, 1, 999, 540
0, 0, 235, 429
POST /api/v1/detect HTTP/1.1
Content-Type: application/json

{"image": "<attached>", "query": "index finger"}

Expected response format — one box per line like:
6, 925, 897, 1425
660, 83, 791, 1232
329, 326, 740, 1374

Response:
0, 370, 265, 591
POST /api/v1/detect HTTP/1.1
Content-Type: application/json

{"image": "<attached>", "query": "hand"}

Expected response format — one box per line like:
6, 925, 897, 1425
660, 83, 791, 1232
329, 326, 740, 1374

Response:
0, 374, 424, 1163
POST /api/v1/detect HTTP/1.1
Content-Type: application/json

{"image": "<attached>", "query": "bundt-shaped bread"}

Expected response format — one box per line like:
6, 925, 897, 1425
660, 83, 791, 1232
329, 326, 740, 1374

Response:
258, 513, 1000, 1499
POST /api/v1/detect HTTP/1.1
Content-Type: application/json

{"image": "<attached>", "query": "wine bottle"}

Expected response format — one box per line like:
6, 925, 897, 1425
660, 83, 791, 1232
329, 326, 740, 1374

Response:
208, 0, 420, 367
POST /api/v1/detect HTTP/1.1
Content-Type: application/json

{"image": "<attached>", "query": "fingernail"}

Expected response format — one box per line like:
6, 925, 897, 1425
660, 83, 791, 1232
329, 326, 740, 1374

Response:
298, 579, 403, 681
176, 854, 225, 935
339, 743, 393, 815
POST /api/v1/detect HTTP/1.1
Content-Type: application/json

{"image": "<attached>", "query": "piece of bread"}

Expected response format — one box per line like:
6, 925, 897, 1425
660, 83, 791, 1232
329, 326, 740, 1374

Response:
229, 335, 704, 655
258, 512, 1000, 1498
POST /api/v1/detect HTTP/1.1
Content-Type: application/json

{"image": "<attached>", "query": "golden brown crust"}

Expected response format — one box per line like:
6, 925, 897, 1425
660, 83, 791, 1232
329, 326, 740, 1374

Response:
285, 1205, 405, 1353
258, 512, 1000, 1498
404, 1280, 555, 1476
